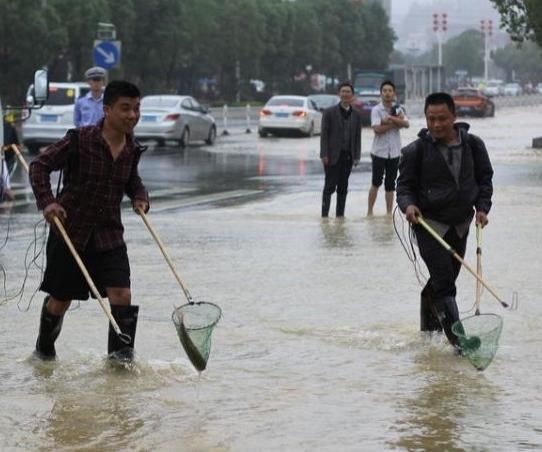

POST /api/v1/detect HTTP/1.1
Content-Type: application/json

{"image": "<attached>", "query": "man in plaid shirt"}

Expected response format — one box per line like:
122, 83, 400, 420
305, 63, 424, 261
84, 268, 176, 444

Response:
29, 80, 149, 361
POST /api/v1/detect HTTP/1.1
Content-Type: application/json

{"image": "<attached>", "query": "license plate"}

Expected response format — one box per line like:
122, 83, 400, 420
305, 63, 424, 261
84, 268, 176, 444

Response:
142, 115, 157, 122
275, 112, 289, 118
40, 114, 58, 122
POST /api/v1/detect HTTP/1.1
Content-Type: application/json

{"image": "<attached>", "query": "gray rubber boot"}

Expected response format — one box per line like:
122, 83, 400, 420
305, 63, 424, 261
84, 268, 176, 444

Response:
433, 296, 461, 349
108, 305, 139, 361
420, 283, 442, 332
34, 296, 64, 360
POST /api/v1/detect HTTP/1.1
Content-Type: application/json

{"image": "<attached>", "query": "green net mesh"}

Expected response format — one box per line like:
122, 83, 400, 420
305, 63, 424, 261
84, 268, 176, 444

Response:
452, 313, 503, 371
172, 302, 221, 371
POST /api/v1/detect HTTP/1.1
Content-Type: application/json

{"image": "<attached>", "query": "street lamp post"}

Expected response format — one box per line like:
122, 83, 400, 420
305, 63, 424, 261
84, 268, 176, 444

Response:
480, 19, 493, 83
432, 12, 448, 90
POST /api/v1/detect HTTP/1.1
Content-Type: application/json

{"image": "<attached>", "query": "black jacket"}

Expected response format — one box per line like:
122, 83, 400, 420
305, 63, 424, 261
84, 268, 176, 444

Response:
320, 104, 362, 165
396, 123, 493, 225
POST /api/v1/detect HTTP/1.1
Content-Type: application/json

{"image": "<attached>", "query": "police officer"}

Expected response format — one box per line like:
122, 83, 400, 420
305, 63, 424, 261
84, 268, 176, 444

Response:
74, 66, 107, 128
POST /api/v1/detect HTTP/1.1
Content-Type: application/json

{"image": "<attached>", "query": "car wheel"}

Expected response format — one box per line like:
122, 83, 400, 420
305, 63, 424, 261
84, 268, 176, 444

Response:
205, 125, 216, 145
258, 129, 268, 138
179, 128, 190, 148
306, 122, 314, 137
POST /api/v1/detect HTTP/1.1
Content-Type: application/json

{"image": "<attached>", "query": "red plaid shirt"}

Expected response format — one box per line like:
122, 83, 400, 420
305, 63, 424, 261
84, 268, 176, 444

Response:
29, 121, 149, 251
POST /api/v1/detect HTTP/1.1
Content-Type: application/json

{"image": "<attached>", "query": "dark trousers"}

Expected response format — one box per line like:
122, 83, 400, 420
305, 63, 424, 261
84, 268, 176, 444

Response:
322, 152, 353, 217
415, 225, 468, 298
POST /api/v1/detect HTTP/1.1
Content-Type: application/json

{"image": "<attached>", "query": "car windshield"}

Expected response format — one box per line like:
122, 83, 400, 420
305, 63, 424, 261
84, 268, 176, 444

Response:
46, 86, 86, 106
456, 90, 479, 97
267, 98, 304, 107
142, 97, 180, 108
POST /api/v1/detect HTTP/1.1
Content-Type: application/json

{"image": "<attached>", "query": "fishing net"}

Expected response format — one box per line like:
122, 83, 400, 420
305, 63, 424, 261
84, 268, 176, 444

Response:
452, 313, 503, 371
172, 301, 221, 371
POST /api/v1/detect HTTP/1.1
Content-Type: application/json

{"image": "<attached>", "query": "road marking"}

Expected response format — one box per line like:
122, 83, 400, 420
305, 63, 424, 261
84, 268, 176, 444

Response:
150, 189, 263, 212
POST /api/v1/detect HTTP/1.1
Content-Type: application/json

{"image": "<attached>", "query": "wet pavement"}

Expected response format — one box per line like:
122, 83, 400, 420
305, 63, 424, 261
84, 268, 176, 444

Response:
1, 103, 542, 450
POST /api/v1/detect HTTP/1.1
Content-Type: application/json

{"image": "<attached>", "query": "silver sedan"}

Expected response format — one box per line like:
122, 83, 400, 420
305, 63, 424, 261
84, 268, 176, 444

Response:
135, 95, 216, 147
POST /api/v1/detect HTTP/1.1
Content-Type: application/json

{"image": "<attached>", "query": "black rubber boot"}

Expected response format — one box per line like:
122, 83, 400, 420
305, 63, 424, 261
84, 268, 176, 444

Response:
336, 193, 347, 217
433, 296, 461, 349
420, 283, 442, 332
108, 304, 139, 361
321, 193, 331, 217
34, 296, 64, 360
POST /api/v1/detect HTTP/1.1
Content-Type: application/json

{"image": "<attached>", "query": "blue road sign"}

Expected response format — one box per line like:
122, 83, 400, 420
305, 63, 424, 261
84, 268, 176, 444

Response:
93, 40, 121, 69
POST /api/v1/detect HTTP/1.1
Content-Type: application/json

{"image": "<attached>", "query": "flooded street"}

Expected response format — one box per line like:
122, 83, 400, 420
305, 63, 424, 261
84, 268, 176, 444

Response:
1, 103, 542, 450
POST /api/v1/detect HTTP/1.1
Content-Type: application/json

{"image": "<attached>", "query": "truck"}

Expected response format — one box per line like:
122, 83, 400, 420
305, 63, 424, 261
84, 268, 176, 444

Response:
354, 65, 446, 105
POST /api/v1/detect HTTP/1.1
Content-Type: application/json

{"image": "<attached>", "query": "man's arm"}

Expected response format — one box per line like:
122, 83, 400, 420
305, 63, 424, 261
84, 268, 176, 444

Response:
29, 135, 71, 211
73, 99, 82, 128
320, 109, 329, 164
396, 142, 421, 220
471, 135, 494, 218
125, 150, 149, 213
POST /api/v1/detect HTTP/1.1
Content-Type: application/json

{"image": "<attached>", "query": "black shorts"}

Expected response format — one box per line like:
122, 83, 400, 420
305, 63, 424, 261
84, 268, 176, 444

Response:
371, 154, 400, 191
40, 231, 131, 301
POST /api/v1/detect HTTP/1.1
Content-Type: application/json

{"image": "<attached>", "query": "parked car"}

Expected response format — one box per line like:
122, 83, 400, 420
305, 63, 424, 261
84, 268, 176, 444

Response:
258, 95, 322, 137
135, 95, 216, 147
22, 82, 89, 154
503, 82, 523, 96
453, 88, 495, 117
353, 93, 380, 126
535, 82, 542, 94
483, 80, 504, 97
307, 94, 340, 111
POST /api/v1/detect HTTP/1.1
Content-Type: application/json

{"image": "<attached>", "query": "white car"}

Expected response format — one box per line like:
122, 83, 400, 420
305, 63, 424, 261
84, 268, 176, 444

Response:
258, 95, 322, 137
483, 80, 504, 97
22, 82, 89, 154
135, 95, 216, 147
503, 82, 522, 96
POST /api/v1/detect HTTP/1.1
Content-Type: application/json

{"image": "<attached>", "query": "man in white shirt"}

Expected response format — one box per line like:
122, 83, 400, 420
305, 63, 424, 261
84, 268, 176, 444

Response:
367, 80, 409, 216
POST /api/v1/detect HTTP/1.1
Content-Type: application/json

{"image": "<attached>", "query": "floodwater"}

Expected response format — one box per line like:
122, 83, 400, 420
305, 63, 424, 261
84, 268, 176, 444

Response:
1, 104, 542, 451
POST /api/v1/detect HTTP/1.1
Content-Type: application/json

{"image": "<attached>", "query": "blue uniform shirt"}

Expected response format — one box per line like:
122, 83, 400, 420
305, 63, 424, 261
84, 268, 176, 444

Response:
73, 92, 104, 127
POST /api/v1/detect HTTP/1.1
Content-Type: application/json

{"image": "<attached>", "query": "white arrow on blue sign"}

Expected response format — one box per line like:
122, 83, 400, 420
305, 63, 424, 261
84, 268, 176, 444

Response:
93, 40, 121, 69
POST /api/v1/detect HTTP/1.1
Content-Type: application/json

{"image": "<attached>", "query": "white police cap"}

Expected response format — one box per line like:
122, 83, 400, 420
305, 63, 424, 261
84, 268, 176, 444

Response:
84, 66, 107, 80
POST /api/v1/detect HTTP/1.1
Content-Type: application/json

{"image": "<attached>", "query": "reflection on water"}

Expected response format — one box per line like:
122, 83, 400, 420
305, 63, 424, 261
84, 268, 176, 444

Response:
366, 215, 396, 245
390, 349, 502, 451
319, 219, 354, 248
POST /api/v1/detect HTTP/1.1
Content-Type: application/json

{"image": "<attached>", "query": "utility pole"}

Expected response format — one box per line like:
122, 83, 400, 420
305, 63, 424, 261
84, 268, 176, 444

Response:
480, 19, 493, 83
432, 12, 448, 90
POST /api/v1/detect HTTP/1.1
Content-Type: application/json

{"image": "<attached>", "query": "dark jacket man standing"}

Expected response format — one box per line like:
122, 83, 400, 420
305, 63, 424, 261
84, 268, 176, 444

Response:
320, 81, 362, 217
396, 92, 493, 351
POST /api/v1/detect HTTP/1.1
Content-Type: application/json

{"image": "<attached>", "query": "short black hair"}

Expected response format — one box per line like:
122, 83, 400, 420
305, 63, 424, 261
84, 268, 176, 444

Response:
338, 81, 354, 93
380, 80, 395, 92
103, 80, 140, 106
424, 92, 455, 115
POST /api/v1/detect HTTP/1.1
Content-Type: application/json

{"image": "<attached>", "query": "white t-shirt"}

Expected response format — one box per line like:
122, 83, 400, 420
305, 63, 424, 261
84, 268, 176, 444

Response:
370, 102, 406, 159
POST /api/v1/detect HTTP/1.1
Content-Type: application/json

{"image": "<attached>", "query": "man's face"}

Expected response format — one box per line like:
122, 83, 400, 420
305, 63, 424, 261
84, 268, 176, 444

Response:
381, 84, 395, 103
104, 96, 140, 133
425, 103, 455, 140
88, 77, 105, 94
339, 85, 354, 105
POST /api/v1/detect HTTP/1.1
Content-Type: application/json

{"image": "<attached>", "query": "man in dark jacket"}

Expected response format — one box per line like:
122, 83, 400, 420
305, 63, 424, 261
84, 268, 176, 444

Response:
29, 80, 149, 361
396, 92, 493, 350
320, 81, 362, 217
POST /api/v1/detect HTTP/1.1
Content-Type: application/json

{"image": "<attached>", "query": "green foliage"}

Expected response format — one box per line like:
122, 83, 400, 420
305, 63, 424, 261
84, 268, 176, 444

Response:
492, 40, 542, 82
490, 0, 542, 48
0, 0, 395, 104
443, 30, 484, 78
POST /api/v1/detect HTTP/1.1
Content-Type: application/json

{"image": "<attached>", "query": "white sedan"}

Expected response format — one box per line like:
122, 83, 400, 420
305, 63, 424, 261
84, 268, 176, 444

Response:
258, 95, 322, 137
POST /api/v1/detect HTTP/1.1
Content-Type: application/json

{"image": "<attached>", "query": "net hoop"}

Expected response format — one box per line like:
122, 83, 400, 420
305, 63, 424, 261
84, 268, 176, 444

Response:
452, 313, 503, 371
